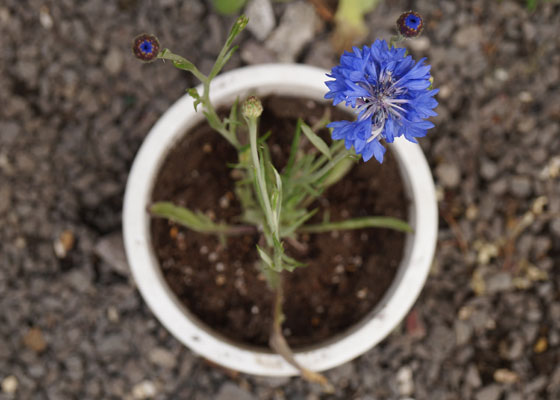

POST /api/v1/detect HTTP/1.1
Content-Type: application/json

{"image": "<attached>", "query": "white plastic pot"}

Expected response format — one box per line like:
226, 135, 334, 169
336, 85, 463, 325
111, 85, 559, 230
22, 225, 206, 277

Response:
123, 64, 437, 376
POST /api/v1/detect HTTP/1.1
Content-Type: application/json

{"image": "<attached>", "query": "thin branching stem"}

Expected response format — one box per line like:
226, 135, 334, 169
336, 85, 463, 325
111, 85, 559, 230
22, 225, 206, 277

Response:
269, 271, 334, 393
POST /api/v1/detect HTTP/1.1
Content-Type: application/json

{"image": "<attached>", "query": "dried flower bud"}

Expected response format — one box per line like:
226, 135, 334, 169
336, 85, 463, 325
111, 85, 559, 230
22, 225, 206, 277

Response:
396, 11, 424, 38
132, 34, 160, 62
242, 96, 263, 119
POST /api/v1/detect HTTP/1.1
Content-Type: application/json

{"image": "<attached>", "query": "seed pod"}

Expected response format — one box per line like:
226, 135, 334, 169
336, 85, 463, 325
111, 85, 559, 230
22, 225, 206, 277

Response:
241, 96, 263, 119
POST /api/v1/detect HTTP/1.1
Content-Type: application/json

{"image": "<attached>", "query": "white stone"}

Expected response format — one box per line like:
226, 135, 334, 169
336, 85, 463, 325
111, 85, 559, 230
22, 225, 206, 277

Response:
245, 0, 275, 41
39, 6, 54, 29
104, 47, 124, 76
148, 347, 177, 369
2, 375, 18, 394
265, 2, 320, 62
407, 36, 430, 52
396, 366, 414, 396
94, 233, 129, 276
453, 25, 483, 48
132, 380, 157, 400
435, 162, 461, 188
216, 383, 257, 400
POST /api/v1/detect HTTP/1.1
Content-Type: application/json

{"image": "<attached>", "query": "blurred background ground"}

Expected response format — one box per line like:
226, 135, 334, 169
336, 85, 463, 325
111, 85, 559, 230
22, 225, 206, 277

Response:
1, 0, 559, 399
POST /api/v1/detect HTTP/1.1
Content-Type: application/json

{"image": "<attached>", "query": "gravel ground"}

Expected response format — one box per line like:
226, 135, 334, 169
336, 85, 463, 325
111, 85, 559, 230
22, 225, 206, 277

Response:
1, 0, 559, 399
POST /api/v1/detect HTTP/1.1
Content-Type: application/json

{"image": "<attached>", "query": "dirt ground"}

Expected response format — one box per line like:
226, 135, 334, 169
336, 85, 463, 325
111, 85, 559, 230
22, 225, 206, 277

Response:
1, 0, 559, 399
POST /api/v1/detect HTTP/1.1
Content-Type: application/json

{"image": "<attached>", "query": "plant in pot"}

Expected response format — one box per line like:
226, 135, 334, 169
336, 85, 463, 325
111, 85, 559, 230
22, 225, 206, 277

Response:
124, 11, 438, 390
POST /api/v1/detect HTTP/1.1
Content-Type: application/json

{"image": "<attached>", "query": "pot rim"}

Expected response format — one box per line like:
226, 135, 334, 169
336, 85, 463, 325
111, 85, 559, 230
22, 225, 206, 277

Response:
123, 63, 437, 376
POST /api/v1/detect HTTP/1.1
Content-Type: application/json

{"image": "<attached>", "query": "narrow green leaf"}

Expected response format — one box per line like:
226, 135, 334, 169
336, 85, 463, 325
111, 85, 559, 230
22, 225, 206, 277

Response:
272, 236, 283, 258
225, 15, 249, 48
299, 217, 413, 233
321, 156, 355, 188
271, 190, 280, 219
173, 59, 196, 71
280, 208, 318, 238
281, 253, 306, 271
301, 123, 331, 160
228, 98, 239, 136
309, 140, 346, 175
256, 245, 273, 268
271, 166, 283, 226
301, 182, 322, 198
187, 88, 202, 111
150, 202, 228, 233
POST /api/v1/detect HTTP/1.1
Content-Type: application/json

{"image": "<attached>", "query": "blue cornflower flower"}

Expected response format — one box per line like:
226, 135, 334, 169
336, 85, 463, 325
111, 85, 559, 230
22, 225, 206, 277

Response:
132, 34, 160, 62
325, 39, 438, 163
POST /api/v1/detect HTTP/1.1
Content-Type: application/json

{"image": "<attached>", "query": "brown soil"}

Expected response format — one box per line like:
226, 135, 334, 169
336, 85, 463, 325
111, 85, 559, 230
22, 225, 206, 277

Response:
150, 96, 407, 348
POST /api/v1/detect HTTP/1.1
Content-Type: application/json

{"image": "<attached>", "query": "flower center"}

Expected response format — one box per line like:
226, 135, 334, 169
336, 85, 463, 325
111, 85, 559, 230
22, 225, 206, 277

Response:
140, 40, 154, 54
356, 71, 409, 142
405, 15, 420, 29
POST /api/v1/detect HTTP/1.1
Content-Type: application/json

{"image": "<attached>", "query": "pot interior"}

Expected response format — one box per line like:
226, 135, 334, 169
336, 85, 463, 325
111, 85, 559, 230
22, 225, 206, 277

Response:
148, 94, 410, 351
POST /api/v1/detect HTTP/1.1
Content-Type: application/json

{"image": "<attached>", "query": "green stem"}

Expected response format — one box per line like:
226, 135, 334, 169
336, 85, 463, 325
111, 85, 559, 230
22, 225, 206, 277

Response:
157, 51, 207, 82
389, 34, 403, 49
202, 80, 241, 149
268, 271, 334, 393
158, 50, 241, 149
247, 117, 277, 237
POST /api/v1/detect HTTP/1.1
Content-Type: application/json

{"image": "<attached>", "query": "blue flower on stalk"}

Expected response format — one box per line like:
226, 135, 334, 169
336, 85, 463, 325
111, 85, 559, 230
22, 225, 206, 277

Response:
132, 34, 160, 62
325, 39, 438, 163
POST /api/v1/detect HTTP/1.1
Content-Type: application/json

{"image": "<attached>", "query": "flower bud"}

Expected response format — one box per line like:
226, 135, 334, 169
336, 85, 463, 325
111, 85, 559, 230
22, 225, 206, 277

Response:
132, 34, 160, 62
396, 11, 424, 38
242, 96, 263, 119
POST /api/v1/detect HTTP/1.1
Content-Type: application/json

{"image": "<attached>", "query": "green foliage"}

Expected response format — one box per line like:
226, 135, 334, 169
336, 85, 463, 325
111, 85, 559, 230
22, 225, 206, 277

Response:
187, 88, 202, 111
526, 0, 538, 10
333, 0, 381, 51
143, 14, 411, 279
301, 123, 332, 160
300, 216, 413, 234
157, 16, 248, 149
150, 202, 229, 233
211, 0, 247, 15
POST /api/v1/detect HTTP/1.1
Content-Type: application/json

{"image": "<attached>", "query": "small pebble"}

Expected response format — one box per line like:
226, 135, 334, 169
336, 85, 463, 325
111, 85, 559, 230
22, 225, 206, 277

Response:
219, 195, 230, 208
215, 274, 226, 286
396, 366, 414, 396
534, 337, 547, 353
493, 368, 519, 383
2, 375, 18, 394
53, 230, 75, 258
436, 162, 461, 188
23, 327, 47, 353
39, 6, 53, 29
107, 306, 119, 322
132, 380, 157, 400
509, 176, 532, 198
475, 384, 502, 400
356, 288, 367, 299
149, 347, 177, 369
